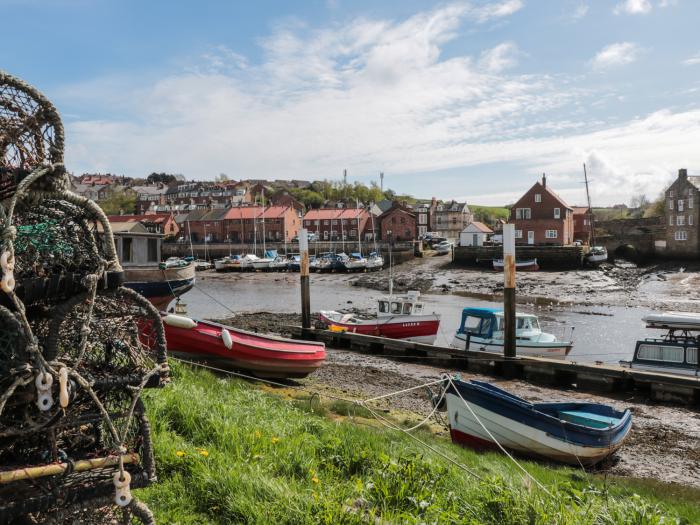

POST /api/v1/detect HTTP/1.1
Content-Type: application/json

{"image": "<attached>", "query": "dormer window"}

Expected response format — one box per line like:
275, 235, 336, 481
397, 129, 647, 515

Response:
535, 194, 541, 203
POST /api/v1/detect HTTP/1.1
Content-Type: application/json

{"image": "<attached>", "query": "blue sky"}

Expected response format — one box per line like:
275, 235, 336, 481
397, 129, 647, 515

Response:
3, 0, 700, 205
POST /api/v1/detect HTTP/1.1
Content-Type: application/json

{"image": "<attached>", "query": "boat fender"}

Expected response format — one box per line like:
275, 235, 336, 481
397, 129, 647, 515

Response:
163, 314, 197, 329
0, 251, 15, 293
35, 372, 54, 411
58, 367, 70, 408
221, 328, 233, 350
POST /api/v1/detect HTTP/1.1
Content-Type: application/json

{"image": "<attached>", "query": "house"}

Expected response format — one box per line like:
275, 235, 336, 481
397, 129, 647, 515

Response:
107, 213, 180, 238
414, 203, 431, 238
223, 206, 299, 243
431, 199, 472, 240
665, 168, 700, 256
270, 190, 304, 213
302, 208, 372, 241
572, 207, 593, 245
510, 174, 574, 246
79, 174, 118, 186
133, 184, 169, 214
459, 222, 493, 246
184, 209, 229, 243
378, 202, 417, 241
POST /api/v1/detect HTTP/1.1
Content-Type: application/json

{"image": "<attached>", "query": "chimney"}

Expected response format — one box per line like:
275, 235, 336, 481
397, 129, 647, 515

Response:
541, 173, 547, 188
679, 168, 688, 181
431, 196, 437, 207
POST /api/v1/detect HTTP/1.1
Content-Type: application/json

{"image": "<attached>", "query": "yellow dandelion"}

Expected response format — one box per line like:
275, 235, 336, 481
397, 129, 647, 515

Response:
254, 430, 261, 439
198, 449, 209, 457
312, 476, 319, 484
271, 436, 280, 444
175, 450, 186, 457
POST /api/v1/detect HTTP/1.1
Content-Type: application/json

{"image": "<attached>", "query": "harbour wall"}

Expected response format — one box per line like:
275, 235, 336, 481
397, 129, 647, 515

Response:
453, 245, 585, 269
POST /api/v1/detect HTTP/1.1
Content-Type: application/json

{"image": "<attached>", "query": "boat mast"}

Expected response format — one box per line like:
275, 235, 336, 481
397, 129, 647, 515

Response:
356, 199, 362, 256
340, 209, 346, 253
253, 206, 258, 255
583, 163, 596, 246
261, 188, 266, 256
187, 220, 194, 260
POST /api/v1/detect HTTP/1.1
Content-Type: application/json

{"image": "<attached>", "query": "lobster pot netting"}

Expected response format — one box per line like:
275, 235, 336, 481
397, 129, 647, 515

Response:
0, 70, 165, 522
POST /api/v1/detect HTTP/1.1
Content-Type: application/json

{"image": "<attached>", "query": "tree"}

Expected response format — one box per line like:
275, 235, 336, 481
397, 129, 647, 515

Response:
99, 189, 136, 215
146, 172, 177, 185
215, 173, 230, 183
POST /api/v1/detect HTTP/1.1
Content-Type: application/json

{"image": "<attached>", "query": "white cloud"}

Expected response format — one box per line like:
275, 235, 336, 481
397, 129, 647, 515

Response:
683, 52, 700, 66
470, 0, 524, 23
478, 42, 520, 72
57, 3, 700, 206
614, 0, 652, 14
590, 42, 640, 69
571, 3, 589, 20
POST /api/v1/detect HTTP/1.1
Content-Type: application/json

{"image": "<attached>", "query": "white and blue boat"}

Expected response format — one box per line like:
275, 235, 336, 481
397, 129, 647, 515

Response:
451, 308, 573, 358
444, 379, 632, 466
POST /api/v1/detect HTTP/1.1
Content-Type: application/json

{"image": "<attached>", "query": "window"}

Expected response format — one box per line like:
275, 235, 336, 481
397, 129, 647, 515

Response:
147, 238, 158, 262
331, 220, 337, 225
669, 216, 674, 226
402, 302, 413, 314
688, 347, 698, 365
545, 230, 558, 239
677, 215, 685, 226
553, 208, 561, 219
515, 230, 523, 239
669, 199, 674, 210
413, 304, 423, 314
323, 230, 329, 240
690, 215, 694, 226
678, 199, 684, 212
534, 194, 541, 203
689, 196, 694, 209
669, 190, 675, 198
324, 220, 329, 225
464, 316, 482, 331
637, 344, 684, 363
391, 302, 402, 314
122, 238, 133, 263
515, 208, 531, 220
378, 301, 389, 313
675, 231, 688, 241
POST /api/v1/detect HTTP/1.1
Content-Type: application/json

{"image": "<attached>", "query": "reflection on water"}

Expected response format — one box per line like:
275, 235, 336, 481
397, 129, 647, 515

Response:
179, 274, 659, 364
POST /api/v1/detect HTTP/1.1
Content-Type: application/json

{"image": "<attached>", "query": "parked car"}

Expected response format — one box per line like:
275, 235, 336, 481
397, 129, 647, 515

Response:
434, 241, 453, 255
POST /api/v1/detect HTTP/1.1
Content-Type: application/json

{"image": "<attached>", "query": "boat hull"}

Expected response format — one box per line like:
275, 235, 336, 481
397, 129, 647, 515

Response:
319, 312, 440, 344
452, 333, 571, 358
493, 259, 539, 272
619, 360, 700, 377
124, 264, 195, 310
446, 380, 632, 466
161, 316, 326, 379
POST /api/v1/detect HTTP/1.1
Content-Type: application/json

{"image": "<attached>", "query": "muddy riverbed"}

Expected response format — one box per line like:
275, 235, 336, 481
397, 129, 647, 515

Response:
194, 255, 700, 488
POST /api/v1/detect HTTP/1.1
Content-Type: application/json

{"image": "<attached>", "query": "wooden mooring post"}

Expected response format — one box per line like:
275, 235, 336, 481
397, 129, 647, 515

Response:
299, 228, 311, 331
503, 224, 516, 359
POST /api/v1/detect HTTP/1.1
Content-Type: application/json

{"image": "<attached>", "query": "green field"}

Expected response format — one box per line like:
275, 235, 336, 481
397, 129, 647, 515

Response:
138, 363, 700, 524
469, 205, 510, 224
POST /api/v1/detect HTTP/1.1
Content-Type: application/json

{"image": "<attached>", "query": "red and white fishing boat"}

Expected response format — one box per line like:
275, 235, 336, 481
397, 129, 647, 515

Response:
319, 291, 440, 344
159, 314, 326, 379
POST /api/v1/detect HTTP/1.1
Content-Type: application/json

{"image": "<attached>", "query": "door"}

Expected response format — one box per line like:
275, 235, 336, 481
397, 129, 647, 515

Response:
472, 234, 478, 246
527, 231, 534, 245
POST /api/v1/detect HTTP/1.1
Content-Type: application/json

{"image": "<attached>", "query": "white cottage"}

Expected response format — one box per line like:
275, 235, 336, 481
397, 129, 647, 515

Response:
459, 221, 494, 246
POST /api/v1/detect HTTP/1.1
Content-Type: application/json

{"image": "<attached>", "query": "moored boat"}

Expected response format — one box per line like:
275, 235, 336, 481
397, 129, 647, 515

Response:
619, 312, 700, 376
366, 251, 384, 271
194, 259, 213, 271
269, 255, 289, 271
123, 262, 195, 310
493, 258, 539, 271
160, 314, 326, 378
344, 252, 368, 272
444, 378, 632, 466
319, 290, 440, 344
214, 255, 242, 272
586, 246, 608, 265
451, 308, 573, 358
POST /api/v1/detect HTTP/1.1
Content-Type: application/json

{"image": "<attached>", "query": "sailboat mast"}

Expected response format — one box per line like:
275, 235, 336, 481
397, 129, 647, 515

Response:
261, 189, 266, 255
583, 163, 596, 246
356, 199, 362, 255
187, 220, 194, 260
340, 210, 345, 253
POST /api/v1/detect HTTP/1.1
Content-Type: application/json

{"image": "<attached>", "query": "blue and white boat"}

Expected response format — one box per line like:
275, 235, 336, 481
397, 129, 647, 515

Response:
444, 379, 632, 466
344, 252, 368, 272
451, 307, 573, 358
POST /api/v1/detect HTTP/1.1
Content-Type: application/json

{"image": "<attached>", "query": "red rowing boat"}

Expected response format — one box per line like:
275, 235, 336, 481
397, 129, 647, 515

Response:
160, 314, 326, 379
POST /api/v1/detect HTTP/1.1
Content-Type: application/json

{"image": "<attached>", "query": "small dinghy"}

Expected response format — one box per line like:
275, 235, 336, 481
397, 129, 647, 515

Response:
493, 258, 539, 271
159, 314, 326, 379
444, 378, 632, 466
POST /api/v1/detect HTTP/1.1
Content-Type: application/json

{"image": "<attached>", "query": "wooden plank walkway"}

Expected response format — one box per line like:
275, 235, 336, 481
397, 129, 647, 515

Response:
289, 327, 700, 406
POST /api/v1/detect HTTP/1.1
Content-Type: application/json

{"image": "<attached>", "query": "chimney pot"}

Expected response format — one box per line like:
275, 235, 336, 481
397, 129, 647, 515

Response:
542, 173, 547, 188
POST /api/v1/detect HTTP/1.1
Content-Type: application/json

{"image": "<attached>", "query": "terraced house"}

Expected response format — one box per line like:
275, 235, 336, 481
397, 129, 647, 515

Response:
430, 199, 472, 240
665, 169, 700, 257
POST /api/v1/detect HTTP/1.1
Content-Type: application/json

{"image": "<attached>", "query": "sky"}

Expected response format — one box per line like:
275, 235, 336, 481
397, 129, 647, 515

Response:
3, 0, 700, 206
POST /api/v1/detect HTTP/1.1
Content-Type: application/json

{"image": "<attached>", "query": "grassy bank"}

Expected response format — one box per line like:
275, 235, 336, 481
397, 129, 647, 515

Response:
139, 363, 699, 524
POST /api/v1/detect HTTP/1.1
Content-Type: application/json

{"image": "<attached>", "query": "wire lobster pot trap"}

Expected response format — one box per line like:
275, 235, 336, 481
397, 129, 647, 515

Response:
0, 71, 167, 523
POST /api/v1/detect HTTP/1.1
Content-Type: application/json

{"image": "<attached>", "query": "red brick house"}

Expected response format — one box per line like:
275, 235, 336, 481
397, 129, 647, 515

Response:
510, 175, 574, 246
223, 206, 299, 243
378, 203, 417, 241
302, 208, 371, 241
572, 207, 593, 244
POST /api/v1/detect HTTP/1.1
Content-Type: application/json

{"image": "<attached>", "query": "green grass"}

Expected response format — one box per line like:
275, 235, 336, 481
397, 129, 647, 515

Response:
138, 363, 700, 524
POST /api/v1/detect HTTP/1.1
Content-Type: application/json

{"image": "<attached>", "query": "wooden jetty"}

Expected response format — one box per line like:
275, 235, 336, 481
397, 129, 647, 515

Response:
289, 327, 700, 406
